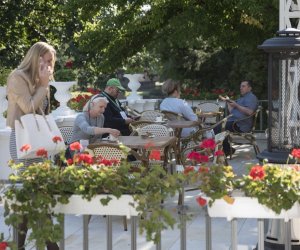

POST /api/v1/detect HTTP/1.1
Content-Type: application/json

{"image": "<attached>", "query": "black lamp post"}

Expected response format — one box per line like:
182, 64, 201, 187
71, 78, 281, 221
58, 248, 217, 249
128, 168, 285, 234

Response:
258, 28, 300, 163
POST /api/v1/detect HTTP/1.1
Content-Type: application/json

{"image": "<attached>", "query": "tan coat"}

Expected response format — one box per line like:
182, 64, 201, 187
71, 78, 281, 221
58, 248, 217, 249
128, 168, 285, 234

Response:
6, 70, 50, 129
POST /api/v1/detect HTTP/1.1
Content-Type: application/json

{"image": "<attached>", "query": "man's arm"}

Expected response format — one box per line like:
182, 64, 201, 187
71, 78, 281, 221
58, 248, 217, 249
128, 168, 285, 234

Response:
228, 101, 254, 116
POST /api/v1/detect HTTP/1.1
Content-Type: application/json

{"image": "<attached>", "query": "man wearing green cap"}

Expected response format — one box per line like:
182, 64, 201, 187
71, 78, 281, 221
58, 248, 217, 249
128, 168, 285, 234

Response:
99, 78, 134, 135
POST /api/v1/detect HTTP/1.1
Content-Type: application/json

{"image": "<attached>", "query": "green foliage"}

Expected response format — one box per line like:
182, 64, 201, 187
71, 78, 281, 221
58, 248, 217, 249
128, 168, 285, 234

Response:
196, 165, 236, 206
0, 67, 12, 86
239, 164, 300, 214
4, 151, 186, 247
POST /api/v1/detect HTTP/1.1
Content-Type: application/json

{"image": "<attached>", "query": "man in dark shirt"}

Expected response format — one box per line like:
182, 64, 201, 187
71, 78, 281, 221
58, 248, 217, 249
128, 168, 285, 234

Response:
214, 80, 258, 156
99, 78, 134, 135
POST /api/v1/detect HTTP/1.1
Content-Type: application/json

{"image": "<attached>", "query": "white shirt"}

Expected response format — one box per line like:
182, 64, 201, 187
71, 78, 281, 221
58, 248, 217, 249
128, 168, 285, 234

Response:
160, 97, 198, 137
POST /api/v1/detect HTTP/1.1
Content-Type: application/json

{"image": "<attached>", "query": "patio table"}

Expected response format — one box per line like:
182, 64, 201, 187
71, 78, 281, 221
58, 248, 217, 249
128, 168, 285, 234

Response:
91, 135, 176, 167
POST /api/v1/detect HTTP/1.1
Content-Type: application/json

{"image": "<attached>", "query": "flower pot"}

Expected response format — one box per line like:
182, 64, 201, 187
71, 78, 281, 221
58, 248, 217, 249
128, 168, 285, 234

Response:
50, 81, 77, 117
124, 74, 143, 102
206, 196, 300, 222
53, 194, 139, 218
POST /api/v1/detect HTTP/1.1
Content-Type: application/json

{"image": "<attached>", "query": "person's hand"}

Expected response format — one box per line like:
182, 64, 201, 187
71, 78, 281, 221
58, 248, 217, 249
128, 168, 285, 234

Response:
125, 118, 134, 124
109, 129, 120, 138
39, 57, 53, 87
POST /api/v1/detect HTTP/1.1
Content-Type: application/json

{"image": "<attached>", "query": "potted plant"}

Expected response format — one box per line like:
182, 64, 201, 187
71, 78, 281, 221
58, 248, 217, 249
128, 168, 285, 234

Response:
4, 140, 187, 248
185, 139, 300, 216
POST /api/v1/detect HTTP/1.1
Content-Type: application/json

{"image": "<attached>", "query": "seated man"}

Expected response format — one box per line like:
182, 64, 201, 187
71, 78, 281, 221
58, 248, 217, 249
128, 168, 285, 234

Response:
160, 79, 198, 137
214, 80, 258, 156
99, 78, 135, 136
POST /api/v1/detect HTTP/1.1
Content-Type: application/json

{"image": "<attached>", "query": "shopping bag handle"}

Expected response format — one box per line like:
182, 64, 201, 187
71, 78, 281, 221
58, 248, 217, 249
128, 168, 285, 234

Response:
30, 99, 52, 131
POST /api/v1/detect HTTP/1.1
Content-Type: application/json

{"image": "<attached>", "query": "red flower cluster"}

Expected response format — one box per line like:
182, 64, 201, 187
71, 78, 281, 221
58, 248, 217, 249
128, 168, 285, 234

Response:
64, 60, 73, 69
87, 88, 101, 95
198, 166, 209, 173
200, 139, 216, 150
183, 166, 195, 175
291, 148, 300, 161
20, 144, 31, 152
0, 241, 8, 250
36, 148, 48, 158
214, 150, 224, 156
212, 88, 225, 94
52, 136, 62, 143
70, 142, 82, 151
95, 156, 120, 166
196, 196, 207, 207
249, 165, 265, 180
187, 151, 209, 163
74, 153, 93, 165
149, 150, 161, 161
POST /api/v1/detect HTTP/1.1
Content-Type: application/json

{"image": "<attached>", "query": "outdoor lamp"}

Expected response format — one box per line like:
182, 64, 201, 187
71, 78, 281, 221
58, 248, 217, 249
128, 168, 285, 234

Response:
258, 28, 300, 163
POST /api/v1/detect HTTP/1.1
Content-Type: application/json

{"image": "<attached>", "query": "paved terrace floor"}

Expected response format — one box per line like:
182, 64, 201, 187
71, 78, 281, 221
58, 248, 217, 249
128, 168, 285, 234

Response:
0, 134, 267, 250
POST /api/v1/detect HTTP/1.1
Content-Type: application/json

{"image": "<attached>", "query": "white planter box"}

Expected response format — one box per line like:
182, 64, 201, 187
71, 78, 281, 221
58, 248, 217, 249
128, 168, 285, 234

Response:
53, 194, 139, 218
207, 197, 300, 222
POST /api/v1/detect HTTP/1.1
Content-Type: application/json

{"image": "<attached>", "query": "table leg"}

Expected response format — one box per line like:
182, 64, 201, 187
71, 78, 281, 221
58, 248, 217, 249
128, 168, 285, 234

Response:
83, 215, 89, 250
107, 215, 112, 250
231, 219, 238, 250
205, 207, 212, 250
131, 216, 137, 250
284, 220, 291, 250
60, 215, 65, 250
257, 219, 264, 250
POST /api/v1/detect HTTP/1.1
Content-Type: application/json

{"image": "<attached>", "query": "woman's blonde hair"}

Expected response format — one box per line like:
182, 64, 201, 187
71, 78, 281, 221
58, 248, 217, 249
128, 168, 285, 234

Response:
18, 41, 56, 86
83, 96, 108, 112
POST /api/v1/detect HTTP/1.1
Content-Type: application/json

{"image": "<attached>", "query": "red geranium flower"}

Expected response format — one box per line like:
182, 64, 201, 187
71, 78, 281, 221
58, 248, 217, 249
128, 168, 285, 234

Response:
198, 166, 209, 173
196, 196, 207, 207
183, 166, 195, 175
187, 151, 202, 162
76, 153, 93, 165
36, 148, 48, 158
0, 241, 8, 250
67, 159, 73, 165
200, 139, 216, 150
144, 141, 155, 149
64, 60, 73, 69
149, 150, 161, 161
291, 148, 300, 159
249, 165, 265, 180
70, 142, 82, 151
20, 144, 31, 152
214, 150, 224, 156
52, 136, 62, 143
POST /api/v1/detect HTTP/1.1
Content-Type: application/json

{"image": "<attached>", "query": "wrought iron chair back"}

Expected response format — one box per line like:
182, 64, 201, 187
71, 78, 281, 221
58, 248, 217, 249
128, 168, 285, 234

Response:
228, 106, 262, 159
140, 110, 164, 122
138, 124, 174, 137
58, 126, 74, 145
129, 120, 155, 135
161, 110, 186, 121
198, 102, 223, 124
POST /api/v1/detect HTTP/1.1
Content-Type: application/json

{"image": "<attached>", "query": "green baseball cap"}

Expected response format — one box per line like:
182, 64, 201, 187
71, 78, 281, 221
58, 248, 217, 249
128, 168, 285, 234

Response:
106, 78, 125, 91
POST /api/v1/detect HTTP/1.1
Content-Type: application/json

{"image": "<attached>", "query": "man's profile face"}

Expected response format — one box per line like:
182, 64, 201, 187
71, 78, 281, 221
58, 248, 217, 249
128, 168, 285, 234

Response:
240, 81, 251, 96
109, 87, 120, 98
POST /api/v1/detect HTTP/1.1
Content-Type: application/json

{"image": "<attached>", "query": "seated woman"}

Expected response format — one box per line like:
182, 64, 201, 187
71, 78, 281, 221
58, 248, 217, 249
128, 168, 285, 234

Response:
160, 79, 198, 137
67, 96, 120, 157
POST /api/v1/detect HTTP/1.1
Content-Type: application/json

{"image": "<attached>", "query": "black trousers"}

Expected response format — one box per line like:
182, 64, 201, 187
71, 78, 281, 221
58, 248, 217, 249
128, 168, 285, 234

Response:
213, 121, 242, 153
18, 216, 59, 250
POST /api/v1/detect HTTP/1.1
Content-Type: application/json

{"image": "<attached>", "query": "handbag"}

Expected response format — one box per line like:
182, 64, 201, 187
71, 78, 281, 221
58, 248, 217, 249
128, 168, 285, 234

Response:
15, 100, 66, 159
